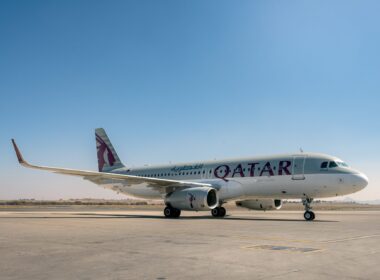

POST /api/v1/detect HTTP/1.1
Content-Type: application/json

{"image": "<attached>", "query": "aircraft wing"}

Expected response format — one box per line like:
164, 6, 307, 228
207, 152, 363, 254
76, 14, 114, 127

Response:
11, 139, 212, 191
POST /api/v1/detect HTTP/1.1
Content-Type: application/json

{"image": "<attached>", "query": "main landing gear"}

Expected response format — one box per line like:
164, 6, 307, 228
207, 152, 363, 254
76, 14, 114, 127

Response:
211, 206, 226, 218
163, 205, 226, 218
164, 206, 181, 218
302, 198, 315, 221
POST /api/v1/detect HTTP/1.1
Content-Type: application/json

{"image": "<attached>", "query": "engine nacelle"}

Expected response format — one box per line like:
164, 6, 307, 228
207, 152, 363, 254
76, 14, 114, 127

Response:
235, 199, 282, 211
165, 187, 218, 211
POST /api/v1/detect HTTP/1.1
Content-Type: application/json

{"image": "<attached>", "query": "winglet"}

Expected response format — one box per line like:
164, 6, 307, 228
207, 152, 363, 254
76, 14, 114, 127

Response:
11, 139, 26, 164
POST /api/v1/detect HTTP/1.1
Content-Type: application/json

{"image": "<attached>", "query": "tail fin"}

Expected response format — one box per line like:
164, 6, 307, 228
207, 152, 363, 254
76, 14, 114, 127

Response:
95, 128, 125, 172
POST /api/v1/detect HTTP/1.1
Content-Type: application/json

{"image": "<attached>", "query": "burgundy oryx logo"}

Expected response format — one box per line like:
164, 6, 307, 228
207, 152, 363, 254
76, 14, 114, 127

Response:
96, 133, 116, 171
188, 192, 196, 209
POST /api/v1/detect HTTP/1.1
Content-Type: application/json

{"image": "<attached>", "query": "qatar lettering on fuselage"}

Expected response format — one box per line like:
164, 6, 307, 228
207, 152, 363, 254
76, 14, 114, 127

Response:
214, 160, 292, 182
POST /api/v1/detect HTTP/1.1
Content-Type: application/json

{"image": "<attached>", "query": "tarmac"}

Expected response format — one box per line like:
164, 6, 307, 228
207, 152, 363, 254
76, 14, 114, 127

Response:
0, 209, 379, 280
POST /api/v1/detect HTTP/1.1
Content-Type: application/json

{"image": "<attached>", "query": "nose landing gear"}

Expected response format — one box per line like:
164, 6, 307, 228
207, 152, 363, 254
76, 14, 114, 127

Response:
302, 198, 315, 221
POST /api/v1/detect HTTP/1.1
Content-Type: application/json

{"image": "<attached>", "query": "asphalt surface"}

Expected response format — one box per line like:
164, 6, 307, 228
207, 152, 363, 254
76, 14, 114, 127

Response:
0, 209, 379, 280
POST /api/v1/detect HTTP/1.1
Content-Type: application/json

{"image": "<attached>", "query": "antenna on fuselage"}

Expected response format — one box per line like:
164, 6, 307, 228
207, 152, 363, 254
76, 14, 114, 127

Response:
300, 147, 304, 153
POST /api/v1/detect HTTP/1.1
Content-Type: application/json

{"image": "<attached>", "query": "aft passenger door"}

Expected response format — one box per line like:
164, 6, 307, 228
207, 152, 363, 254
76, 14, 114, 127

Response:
292, 156, 306, 180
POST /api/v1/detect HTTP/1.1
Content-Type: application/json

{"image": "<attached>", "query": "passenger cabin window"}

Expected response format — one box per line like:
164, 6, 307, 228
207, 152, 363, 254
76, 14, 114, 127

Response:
321, 162, 328, 169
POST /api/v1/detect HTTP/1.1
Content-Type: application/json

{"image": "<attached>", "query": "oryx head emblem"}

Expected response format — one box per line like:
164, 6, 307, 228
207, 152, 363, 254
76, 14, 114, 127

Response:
96, 133, 116, 171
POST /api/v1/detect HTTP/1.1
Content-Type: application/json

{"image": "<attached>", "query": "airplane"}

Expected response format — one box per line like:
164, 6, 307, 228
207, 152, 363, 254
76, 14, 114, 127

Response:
11, 128, 368, 221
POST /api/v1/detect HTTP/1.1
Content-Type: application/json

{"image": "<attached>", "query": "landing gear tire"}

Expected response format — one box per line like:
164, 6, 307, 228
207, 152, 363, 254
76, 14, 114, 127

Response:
302, 197, 315, 221
173, 208, 181, 218
164, 206, 181, 218
304, 211, 315, 221
211, 208, 219, 217
219, 207, 226, 217
211, 207, 226, 218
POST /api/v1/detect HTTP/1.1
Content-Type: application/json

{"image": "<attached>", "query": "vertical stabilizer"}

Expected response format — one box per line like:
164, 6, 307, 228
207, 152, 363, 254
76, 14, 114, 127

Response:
95, 128, 125, 172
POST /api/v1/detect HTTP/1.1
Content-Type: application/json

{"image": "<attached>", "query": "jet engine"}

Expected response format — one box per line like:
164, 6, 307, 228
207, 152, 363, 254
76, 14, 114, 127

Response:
235, 199, 282, 211
165, 187, 218, 211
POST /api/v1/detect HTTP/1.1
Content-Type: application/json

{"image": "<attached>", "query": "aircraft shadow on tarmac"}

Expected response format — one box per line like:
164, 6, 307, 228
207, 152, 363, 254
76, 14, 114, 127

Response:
76, 213, 338, 222
0, 213, 338, 222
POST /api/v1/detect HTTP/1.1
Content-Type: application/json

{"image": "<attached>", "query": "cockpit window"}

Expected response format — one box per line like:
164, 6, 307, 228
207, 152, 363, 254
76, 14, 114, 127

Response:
336, 161, 349, 167
329, 161, 338, 168
321, 162, 328, 169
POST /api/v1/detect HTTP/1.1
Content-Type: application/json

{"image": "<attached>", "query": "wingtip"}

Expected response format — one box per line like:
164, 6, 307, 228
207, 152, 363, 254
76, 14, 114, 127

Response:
11, 139, 25, 164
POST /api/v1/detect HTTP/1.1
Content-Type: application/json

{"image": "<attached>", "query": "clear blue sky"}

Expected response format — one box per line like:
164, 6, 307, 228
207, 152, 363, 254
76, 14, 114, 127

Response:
0, 0, 379, 200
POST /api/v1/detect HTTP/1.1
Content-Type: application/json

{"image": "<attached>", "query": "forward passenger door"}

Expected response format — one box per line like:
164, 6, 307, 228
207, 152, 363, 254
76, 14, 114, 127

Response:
292, 156, 306, 180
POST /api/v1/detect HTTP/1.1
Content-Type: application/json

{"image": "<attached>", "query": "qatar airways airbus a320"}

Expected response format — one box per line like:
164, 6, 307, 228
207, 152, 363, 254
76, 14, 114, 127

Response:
12, 128, 368, 221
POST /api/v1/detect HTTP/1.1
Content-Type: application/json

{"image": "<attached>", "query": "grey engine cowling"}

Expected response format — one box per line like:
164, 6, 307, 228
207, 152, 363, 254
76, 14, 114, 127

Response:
235, 199, 282, 210
165, 187, 218, 211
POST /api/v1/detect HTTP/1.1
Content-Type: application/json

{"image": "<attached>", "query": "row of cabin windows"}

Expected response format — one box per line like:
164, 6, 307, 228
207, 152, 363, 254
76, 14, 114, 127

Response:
134, 166, 266, 178
135, 170, 211, 178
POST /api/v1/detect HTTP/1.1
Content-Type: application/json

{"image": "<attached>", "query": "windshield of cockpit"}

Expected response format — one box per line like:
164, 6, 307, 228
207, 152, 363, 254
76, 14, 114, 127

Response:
321, 160, 349, 169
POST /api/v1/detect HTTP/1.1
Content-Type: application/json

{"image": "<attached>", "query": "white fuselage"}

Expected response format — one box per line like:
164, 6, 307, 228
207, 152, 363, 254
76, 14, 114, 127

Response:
100, 153, 368, 202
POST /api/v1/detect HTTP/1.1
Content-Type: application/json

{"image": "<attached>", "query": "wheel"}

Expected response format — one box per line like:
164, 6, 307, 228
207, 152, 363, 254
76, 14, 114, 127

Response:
211, 208, 220, 217
173, 208, 181, 218
211, 207, 226, 217
164, 206, 173, 218
218, 207, 226, 217
304, 211, 315, 221
310, 211, 315, 220
164, 207, 181, 218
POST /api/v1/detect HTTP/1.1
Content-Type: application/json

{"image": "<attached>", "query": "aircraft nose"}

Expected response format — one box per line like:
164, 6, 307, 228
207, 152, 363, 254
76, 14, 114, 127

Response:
352, 173, 369, 190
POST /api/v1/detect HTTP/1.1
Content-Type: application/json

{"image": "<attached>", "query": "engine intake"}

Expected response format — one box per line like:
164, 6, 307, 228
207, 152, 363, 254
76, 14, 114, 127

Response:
235, 199, 282, 211
165, 187, 218, 211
